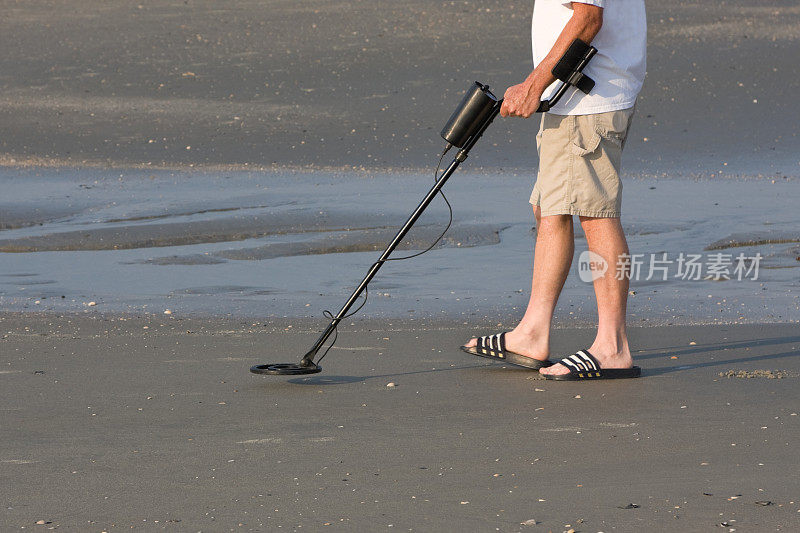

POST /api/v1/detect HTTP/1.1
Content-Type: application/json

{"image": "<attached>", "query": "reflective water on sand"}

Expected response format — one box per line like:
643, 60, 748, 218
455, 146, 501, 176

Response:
0, 167, 797, 324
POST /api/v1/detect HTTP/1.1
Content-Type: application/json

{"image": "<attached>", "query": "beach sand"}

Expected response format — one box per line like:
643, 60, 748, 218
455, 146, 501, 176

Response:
2, 314, 800, 530
0, 0, 798, 175
1, 1, 800, 530
1, 168, 798, 323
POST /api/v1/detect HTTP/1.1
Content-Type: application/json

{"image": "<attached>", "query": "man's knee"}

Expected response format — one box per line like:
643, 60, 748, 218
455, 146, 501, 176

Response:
538, 213, 572, 233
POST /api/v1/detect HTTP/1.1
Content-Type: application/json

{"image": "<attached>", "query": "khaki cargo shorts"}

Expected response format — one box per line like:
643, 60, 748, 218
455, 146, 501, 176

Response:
530, 106, 636, 218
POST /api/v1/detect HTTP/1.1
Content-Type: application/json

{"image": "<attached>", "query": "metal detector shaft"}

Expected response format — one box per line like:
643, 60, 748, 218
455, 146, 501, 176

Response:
255, 41, 602, 376
299, 101, 503, 366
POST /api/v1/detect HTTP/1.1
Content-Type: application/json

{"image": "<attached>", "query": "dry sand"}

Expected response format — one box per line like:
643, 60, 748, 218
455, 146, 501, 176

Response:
0, 0, 798, 176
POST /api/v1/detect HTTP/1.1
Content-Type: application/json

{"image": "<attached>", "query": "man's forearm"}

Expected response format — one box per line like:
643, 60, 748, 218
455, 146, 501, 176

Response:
525, 5, 603, 96
500, 3, 603, 118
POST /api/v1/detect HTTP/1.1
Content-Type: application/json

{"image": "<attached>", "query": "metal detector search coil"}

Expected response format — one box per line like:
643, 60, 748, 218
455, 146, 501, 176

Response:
250, 362, 322, 375
251, 39, 597, 377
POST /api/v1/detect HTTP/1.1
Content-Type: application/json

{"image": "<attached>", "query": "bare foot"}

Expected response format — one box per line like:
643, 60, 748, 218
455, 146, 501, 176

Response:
463, 328, 550, 362
539, 343, 634, 376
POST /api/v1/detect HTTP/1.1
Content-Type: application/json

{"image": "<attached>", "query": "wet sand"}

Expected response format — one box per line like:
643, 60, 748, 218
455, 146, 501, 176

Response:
1, 167, 798, 323
2, 314, 800, 530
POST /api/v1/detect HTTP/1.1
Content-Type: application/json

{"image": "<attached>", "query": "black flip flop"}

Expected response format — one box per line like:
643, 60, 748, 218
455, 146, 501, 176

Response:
544, 349, 641, 381
461, 332, 551, 370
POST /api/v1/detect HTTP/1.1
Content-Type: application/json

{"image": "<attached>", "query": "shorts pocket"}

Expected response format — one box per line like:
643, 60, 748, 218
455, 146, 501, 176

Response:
595, 124, 625, 147
570, 115, 602, 157
594, 107, 635, 149
571, 111, 631, 156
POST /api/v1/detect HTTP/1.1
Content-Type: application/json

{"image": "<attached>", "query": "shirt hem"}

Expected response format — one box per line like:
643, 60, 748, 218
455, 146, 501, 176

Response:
546, 100, 637, 116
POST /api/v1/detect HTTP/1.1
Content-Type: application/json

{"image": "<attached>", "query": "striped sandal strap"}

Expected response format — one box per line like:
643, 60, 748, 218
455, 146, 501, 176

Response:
477, 332, 506, 356
558, 349, 601, 373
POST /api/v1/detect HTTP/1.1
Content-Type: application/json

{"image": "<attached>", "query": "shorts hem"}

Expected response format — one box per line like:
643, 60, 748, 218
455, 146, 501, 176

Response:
530, 204, 621, 218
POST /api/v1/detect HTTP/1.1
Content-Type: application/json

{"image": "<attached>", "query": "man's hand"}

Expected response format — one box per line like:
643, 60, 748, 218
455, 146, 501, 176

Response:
500, 81, 545, 118
501, 2, 602, 119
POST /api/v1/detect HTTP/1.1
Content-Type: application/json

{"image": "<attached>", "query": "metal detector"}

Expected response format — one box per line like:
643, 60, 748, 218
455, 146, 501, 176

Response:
251, 39, 597, 376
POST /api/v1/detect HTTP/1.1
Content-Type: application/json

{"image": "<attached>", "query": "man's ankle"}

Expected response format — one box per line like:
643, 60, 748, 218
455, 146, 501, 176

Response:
589, 341, 630, 359
514, 315, 552, 335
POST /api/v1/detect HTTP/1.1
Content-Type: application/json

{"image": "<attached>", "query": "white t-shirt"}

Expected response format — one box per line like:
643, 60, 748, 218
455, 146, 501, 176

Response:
532, 0, 646, 115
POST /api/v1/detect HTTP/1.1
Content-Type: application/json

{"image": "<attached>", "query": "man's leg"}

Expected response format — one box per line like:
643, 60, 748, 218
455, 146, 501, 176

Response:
464, 207, 574, 361
540, 216, 633, 375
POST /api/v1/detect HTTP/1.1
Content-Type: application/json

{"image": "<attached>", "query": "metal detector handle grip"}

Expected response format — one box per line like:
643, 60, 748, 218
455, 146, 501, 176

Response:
536, 42, 598, 113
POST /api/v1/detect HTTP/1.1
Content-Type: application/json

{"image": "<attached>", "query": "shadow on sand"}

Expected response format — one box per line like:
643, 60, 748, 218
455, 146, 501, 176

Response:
639, 334, 800, 377
284, 334, 800, 383
286, 362, 495, 385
